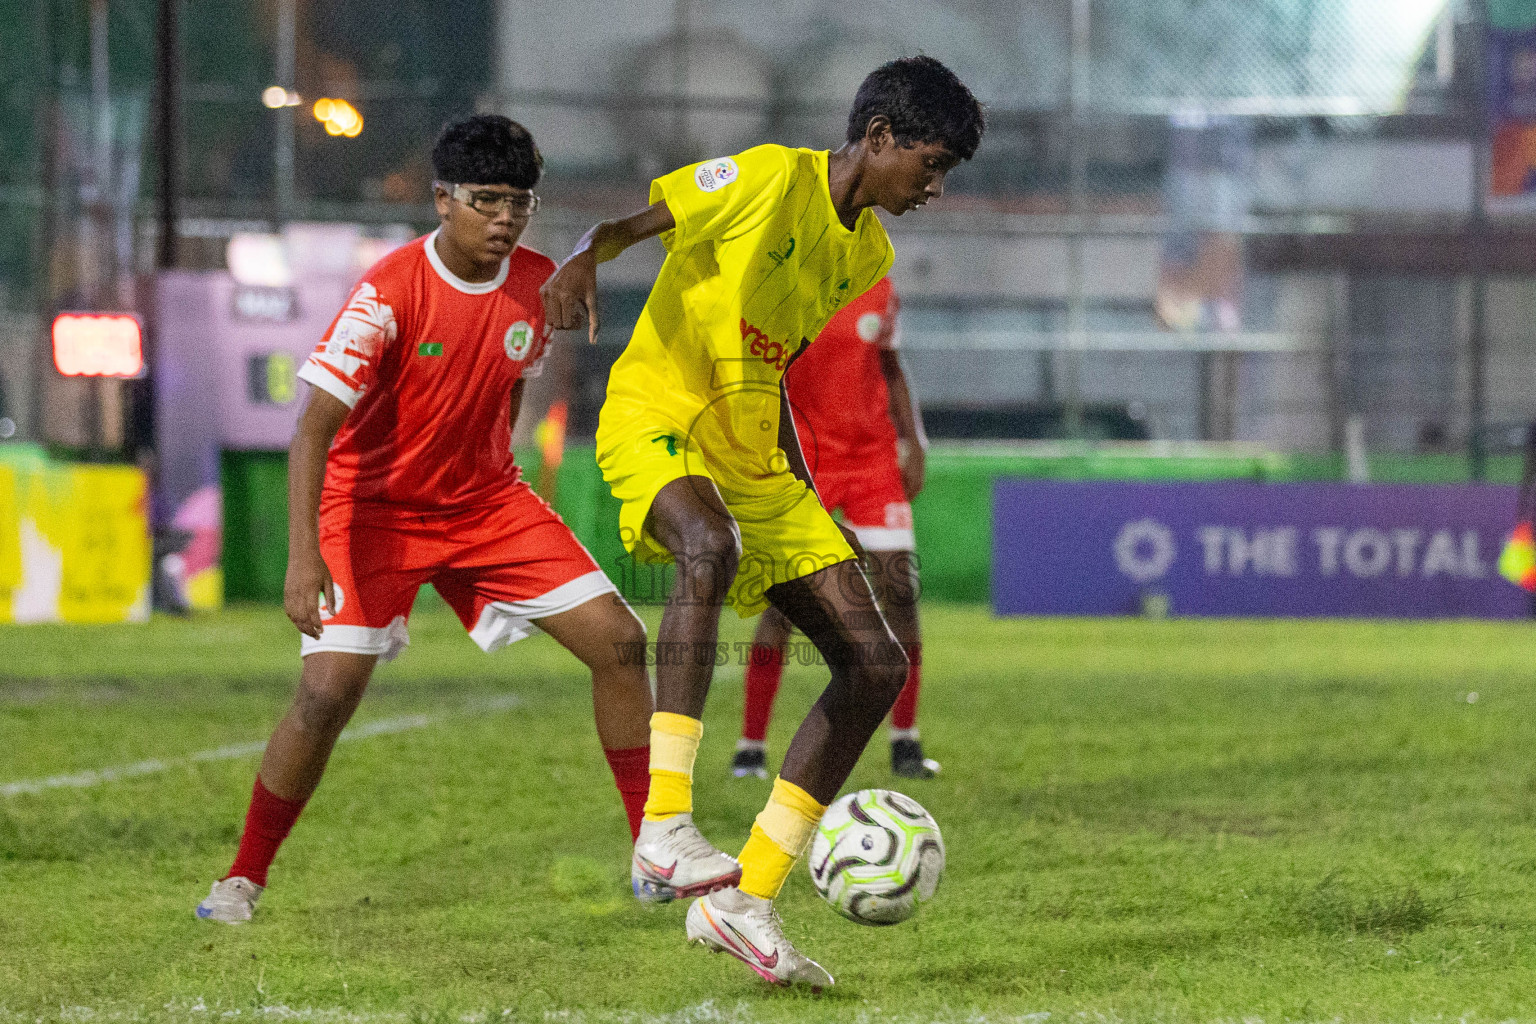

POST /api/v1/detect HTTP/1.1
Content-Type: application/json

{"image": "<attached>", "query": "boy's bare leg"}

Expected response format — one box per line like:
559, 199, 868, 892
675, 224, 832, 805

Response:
863, 548, 936, 776
863, 549, 918, 653
750, 605, 794, 655
536, 594, 655, 841
686, 558, 905, 986
768, 560, 908, 803
258, 651, 378, 801
735, 606, 794, 778
644, 476, 741, 718
535, 595, 653, 751
626, 476, 745, 901
199, 651, 376, 921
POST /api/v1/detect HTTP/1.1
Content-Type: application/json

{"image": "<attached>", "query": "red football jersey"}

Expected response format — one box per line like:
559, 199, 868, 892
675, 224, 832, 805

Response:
297, 230, 554, 508
785, 276, 901, 468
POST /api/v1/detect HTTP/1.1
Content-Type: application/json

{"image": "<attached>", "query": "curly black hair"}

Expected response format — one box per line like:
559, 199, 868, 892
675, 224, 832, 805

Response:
846, 56, 985, 161
431, 114, 543, 188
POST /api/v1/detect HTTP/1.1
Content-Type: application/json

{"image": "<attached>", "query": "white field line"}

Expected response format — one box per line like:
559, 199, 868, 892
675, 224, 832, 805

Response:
0, 694, 521, 799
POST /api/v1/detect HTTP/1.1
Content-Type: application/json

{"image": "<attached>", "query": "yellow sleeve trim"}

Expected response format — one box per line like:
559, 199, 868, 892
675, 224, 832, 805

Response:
649, 174, 684, 252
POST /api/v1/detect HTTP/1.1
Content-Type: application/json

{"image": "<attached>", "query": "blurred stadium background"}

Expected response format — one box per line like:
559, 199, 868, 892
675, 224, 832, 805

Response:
16, 3, 1536, 1018
0, 0, 1533, 615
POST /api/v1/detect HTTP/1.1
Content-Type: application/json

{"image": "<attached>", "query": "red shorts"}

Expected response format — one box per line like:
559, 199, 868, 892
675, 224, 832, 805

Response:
302, 481, 615, 661
812, 454, 915, 551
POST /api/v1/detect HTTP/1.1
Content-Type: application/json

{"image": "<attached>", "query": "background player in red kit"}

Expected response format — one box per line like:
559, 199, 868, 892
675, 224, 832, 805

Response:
731, 276, 941, 780
196, 116, 655, 924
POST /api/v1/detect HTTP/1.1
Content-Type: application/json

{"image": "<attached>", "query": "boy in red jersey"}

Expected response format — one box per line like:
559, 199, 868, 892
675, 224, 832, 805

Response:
731, 276, 941, 782
196, 116, 654, 924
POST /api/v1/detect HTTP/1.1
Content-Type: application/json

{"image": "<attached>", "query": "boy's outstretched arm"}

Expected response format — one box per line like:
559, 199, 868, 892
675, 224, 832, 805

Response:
541, 201, 676, 344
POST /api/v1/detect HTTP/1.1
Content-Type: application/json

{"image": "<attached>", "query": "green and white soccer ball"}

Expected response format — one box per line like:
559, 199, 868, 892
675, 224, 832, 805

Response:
807, 788, 945, 926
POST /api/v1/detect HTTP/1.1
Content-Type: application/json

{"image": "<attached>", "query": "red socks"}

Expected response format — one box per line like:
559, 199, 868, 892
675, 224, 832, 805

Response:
742, 644, 785, 743
603, 745, 649, 840
891, 643, 923, 731
225, 746, 652, 887
226, 776, 307, 887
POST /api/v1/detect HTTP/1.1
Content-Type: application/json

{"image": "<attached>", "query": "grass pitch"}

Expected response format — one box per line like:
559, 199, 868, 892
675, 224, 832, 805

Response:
5, 604, 1536, 1022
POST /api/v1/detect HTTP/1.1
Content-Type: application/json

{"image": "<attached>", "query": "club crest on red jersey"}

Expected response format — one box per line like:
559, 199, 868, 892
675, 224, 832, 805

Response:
504, 321, 535, 360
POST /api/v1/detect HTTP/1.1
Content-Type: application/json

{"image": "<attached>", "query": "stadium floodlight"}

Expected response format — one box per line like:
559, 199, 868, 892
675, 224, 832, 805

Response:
226, 233, 293, 288
261, 86, 301, 109
312, 97, 363, 137
52, 313, 144, 378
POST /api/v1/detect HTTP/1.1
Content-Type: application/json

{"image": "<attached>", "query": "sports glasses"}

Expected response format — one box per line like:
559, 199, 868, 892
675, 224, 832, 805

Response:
436, 182, 540, 217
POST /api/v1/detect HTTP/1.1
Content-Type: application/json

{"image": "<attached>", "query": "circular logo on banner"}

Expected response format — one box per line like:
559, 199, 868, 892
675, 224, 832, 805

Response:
856, 312, 884, 342
1113, 519, 1176, 583
694, 157, 739, 193
504, 321, 535, 360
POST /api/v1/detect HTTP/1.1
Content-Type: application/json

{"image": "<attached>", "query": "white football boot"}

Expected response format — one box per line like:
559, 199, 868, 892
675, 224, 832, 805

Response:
686, 887, 834, 989
631, 813, 741, 903
195, 876, 263, 924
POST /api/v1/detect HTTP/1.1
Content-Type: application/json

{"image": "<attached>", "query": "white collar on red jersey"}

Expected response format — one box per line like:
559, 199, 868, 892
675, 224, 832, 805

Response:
424, 228, 510, 294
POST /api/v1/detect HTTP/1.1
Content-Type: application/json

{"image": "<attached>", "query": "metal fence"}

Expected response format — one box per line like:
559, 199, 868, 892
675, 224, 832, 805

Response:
3, 0, 1526, 464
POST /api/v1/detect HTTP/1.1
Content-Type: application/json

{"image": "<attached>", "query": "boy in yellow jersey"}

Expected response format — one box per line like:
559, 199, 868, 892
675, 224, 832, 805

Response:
542, 56, 983, 987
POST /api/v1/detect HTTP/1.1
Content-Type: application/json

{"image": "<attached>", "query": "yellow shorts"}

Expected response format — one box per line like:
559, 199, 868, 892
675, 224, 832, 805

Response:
597, 427, 855, 616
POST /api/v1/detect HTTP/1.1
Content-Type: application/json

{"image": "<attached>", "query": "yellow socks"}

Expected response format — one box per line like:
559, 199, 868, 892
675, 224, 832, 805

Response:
737, 776, 827, 900
642, 712, 703, 821
641, 714, 826, 901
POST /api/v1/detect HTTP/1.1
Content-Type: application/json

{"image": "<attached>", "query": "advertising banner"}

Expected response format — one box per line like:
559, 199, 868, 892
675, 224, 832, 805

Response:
0, 453, 151, 623
993, 480, 1527, 620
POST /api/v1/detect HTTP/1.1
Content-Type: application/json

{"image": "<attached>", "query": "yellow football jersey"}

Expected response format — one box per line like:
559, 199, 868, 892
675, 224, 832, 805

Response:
597, 144, 895, 495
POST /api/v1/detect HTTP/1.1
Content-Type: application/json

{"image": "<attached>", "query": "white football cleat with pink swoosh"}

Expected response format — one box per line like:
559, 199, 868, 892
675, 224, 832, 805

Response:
631, 813, 741, 903
686, 887, 834, 989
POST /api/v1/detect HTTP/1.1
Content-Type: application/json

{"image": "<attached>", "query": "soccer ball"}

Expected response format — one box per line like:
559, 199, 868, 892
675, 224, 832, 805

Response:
807, 788, 945, 926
